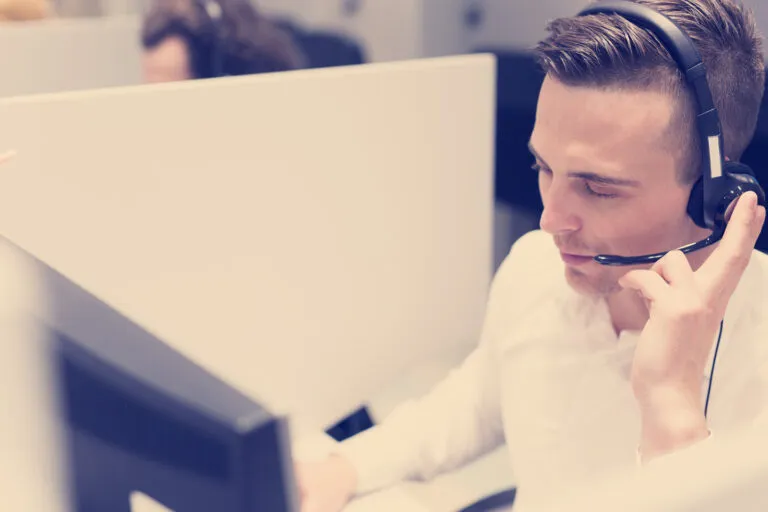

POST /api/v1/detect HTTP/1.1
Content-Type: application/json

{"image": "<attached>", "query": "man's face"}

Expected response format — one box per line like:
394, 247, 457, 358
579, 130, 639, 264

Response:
530, 76, 709, 297
142, 36, 193, 83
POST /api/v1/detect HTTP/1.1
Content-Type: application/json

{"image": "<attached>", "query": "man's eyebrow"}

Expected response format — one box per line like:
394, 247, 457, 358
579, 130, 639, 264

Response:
527, 141, 641, 188
527, 141, 549, 168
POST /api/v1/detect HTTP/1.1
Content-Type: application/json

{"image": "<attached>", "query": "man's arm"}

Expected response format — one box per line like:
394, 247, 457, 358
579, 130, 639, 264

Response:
294, 302, 506, 512
518, 410, 768, 512
294, 231, 550, 512
335, 331, 505, 494
333, 231, 545, 495
619, 192, 767, 463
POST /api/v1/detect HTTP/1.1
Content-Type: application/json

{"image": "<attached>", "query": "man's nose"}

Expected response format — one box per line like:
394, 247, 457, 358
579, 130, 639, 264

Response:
539, 183, 580, 235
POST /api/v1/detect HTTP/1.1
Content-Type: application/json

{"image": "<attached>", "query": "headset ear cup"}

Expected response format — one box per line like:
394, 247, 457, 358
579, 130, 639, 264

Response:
723, 161, 758, 179
687, 175, 706, 228
689, 162, 765, 230
722, 160, 766, 208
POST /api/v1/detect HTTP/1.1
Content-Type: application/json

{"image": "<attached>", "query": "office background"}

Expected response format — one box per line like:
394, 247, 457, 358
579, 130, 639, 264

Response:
1, 2, 768, 511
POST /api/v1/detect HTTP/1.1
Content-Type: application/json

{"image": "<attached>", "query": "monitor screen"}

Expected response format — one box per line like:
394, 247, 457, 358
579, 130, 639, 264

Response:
14, 239, 300, 512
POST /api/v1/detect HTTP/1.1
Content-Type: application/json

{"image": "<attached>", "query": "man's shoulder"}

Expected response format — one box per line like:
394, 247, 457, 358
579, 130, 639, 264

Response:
481, 230, 568, 348
502, 229, 560, 270
723, 249, 768, 335
741, 249, 768, 303
749, 248, 768, 270
745, 249, 768, 294
490, 230, 563, 296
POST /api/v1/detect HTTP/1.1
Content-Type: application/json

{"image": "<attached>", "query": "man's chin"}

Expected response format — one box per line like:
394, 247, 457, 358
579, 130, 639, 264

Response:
564, 266, 617, 297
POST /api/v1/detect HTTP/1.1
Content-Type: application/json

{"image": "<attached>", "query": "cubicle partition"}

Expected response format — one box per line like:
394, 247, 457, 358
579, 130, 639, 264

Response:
0, 55, 496, 437
0, 15, 141, 98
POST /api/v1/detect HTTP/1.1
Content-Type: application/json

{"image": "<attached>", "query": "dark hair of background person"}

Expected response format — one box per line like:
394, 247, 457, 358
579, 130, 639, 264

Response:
141, 0, 306, 79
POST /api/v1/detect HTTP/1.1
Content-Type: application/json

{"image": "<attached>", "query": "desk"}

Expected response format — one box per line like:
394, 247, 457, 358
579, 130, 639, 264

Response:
293, 432, 431, 512
344, 487, 432, 512
128, 431, 428, 512
129, 490, 426, 512
130, 485, 426, 512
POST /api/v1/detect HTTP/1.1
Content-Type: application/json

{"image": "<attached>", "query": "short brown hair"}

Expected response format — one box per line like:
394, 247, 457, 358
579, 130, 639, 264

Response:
536, 0, 765, 183
141, 0, 306, 79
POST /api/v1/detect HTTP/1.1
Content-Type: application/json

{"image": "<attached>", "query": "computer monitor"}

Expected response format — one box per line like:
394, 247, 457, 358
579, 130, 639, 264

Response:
5, 237, 300, 512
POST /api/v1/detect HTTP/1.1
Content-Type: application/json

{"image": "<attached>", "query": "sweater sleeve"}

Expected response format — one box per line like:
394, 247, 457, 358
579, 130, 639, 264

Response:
334, 231, 545, 495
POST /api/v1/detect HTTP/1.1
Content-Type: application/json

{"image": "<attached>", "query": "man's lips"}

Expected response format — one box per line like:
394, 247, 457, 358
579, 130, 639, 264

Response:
559, 251, 594, 265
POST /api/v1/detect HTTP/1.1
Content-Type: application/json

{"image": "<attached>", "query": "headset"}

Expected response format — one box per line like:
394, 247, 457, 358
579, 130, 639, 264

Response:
572, 1, 766, 267
580, 0, 730, 438
196, 0, 225, 78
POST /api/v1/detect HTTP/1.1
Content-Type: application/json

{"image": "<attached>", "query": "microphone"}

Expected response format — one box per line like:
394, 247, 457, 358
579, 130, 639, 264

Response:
593, 229, 725, 266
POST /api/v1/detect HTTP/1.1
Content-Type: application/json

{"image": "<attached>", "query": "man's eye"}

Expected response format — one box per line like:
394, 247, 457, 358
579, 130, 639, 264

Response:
584, 182, 618, 199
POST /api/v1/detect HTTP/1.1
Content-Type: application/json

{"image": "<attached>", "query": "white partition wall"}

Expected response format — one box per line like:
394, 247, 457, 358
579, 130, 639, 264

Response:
0, 55, 496, 435
0, 15, 141, 98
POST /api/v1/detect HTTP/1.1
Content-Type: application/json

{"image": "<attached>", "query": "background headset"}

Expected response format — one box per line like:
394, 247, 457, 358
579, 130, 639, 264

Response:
573, 0, 767, 266
579, 0, 730, 429
196, 0, 225, 78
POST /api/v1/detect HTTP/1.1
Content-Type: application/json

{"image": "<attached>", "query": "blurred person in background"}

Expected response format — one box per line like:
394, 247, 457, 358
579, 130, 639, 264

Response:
140, 0, 305, 82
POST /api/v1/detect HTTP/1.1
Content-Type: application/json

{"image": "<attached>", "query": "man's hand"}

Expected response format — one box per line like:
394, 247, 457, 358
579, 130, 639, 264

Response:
295, 454, 358, 512
619, 191, 766, 461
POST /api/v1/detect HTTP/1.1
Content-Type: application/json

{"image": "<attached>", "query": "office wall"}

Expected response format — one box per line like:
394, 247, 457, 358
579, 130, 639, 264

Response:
0, 55, 496, 435
305, 0, 468, 62
308, 0, 423, 62
422, 0, 470, 57
466, 0, 768, 52
257, 0, 315, 24
0, 15, 141, 98
745, 0, 768, 41
49, 0, 768, 61
466, 0, 589, 50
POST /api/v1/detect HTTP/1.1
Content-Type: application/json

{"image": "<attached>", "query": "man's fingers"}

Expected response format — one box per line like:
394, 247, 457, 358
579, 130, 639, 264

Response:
700, 191, 764, 285
618, 269, 669, 301
719, 191, 762, 256
651, 250, 695, 289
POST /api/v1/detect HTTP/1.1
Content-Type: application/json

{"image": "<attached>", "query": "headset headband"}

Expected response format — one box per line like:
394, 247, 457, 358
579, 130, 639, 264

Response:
197, 0, 225, 78
578, 1, 725, 227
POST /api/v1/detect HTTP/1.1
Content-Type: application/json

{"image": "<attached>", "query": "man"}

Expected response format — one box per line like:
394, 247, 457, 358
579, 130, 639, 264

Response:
297, 0, 768, 510
140, 0, 305, 82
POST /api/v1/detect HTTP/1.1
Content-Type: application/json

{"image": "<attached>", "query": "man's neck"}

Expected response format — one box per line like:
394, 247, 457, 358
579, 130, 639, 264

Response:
605, 238, 716, 336
606, 288, 649, 335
